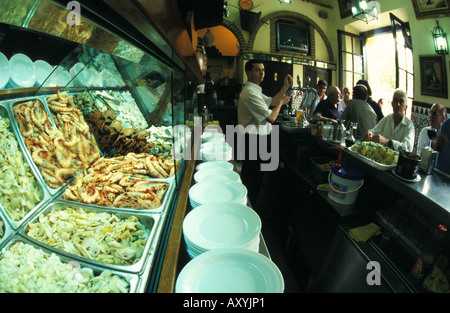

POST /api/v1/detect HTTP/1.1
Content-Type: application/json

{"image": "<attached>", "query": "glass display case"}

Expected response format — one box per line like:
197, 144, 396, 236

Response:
0, 0, 196, 293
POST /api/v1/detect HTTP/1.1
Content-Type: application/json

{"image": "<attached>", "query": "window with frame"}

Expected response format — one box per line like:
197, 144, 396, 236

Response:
338, 13, 413, 117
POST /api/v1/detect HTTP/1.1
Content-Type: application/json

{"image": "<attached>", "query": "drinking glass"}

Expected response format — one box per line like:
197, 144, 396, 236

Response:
296, 109, 304, 126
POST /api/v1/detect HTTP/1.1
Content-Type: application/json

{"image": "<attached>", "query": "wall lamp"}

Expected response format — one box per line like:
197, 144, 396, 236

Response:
351, 0, 380, 24
432, 20, 448, 54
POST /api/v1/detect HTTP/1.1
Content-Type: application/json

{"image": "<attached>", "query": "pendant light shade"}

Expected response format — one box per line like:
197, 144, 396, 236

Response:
351, 0, 380, 24
432, 20, 448, 54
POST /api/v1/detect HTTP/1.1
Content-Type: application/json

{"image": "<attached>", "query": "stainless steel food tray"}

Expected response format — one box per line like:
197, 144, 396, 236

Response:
20, 200, 161, 275
347, 147, 397, 171
0, 101, 54, 230
0, 236, 141, 293
5, 96, 66, 196
60, 179, 175, 215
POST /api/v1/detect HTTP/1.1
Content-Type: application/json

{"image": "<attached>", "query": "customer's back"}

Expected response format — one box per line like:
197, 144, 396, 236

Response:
340, 85, 377, 138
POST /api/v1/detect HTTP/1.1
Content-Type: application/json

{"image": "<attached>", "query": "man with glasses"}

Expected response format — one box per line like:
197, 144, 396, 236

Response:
416, 103, 447, 155
364, 89, 415, 152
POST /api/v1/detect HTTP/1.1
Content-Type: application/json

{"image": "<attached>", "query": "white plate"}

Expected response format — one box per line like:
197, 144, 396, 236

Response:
183, 202, 261, 251
87, 68, 103, 87
34, 60, 53, 86
189, 181, 247, 205
196, 161, 234, 171
200, 142, 233, 161
57, 68, 72, 86
70, 62, 88, 86
175, 248, 284, 293
0, 52, 10, 89
194, 168, 240, 184
201, 132, 225, 143
9, 53, 36, 87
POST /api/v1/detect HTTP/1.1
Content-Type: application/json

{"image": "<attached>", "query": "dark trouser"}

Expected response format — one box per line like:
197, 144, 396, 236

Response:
236, 133, 272, 208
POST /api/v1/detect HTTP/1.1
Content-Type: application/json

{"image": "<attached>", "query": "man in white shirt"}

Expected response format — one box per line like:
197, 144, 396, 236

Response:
238, 60, 292, 135
416, 103, 447, 155
338, 86, 351, 111
340, 84, 377, 138
364, 89, 415, 152
237, 59, 292, 206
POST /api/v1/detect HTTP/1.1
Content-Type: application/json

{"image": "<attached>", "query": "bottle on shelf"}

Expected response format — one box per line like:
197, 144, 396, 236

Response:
345, 122, 357, 147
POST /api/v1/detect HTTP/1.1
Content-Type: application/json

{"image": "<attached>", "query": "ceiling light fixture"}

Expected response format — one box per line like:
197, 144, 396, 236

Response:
279, 0, 292, 3
351, 0, 380, 24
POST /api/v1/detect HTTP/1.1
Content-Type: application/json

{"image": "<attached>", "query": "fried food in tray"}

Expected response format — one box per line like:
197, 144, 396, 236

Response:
12, 91, 100, 189
85, 109, 154, 157
63, 152, 172, 210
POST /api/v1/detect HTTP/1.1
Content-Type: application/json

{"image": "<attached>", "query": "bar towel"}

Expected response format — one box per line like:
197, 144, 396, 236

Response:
349, 223, 381, 242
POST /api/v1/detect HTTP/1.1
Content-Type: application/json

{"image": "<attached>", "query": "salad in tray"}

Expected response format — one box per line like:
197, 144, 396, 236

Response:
349, 141, 399, 169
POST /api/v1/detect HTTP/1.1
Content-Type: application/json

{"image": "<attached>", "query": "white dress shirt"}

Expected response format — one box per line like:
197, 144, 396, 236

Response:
369, 113, 415, 152
416, 126, 432, 155
237, 81, 273, 135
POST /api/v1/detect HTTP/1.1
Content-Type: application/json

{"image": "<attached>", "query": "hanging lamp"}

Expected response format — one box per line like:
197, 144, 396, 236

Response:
432, 20, 448, 54
351, 0, 380, 24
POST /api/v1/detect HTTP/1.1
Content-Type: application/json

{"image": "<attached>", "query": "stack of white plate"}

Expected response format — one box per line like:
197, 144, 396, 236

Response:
189, 180, 247, 208
183, 202, 261, 259
201, 131, 225, 143
200, 141, 233, 161
195, 160, 234, 172
70, 62, 89, 86
34, 60, 53, 87
0, 52, 10, 90
7, 53, 36, 88
175, 248, 284, 293
194, 168, 241, 184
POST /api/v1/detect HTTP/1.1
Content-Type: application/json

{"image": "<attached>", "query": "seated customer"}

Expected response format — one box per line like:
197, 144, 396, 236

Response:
432, 118, 450, 174
416, 103, 447, 154
340, 84, 377, 138
313, 85, 343, 124
364, 89, 415, 152
356, 79, 384, 122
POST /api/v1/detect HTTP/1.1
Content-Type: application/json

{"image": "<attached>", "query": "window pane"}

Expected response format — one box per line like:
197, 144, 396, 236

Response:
399, 69, 406, 90
343, 52, 353, 71
397, 44, 406, 69
395, 29, 405, 45
343, 71, 353, 88
354, 73, 364, 83
407, 73, 414, 98
353, 38, 362, 55
343, 36, 352, 53
406, 48, 413, 72
354, 55, 364, 74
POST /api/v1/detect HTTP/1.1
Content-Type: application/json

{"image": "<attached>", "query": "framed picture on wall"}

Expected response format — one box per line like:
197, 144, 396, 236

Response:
411, 0, 450, 20
338, 0, 352, 19
419, 55, 448, 98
